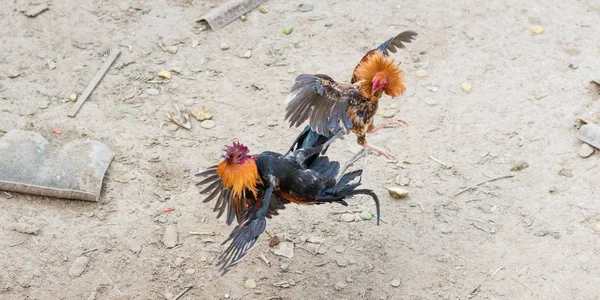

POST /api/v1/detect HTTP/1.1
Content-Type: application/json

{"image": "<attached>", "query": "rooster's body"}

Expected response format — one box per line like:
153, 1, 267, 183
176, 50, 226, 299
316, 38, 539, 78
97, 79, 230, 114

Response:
196, 136, 379, 274
285, 31, 417, 159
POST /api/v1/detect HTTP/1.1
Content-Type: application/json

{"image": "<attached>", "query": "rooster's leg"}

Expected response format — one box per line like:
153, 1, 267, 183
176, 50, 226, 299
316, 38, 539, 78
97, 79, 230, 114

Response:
363, 143, 394, 160
369, 118, 408, 134
335, 148, 368, 183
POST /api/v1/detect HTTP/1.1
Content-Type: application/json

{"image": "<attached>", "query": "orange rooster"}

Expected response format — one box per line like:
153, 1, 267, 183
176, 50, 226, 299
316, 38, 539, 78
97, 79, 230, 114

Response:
196, 136, 379, 274
285, 31, 417, 159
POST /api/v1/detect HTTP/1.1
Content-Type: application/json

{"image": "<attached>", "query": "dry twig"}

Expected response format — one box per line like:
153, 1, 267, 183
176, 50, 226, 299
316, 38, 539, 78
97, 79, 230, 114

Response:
454, 175, 514, 197
515, 278, 541, 300
189, 231, 216, 236
173, 286, 192, 300
68, 49, 121, 117
428, 155, 452, 169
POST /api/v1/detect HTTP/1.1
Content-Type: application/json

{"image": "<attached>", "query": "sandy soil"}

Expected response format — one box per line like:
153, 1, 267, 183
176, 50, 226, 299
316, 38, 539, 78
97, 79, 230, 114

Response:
1, 0, 600, 299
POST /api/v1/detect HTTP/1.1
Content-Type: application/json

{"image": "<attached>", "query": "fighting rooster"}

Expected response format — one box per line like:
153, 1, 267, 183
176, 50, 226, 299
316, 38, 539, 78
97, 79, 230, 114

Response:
285, 31, 417, 159
195, 136, 379, 274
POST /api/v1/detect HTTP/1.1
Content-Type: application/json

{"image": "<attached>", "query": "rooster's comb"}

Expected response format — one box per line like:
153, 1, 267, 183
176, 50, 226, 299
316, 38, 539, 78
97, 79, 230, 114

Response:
224, 142, 249, 158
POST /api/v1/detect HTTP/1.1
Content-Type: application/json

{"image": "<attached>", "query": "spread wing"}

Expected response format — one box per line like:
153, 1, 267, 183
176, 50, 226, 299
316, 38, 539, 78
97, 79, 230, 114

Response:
284, 74, 357, 137
376, 31, 418, 56
195, 166, 241, 225
195, 166, 289, 225
351, 31, 417, 83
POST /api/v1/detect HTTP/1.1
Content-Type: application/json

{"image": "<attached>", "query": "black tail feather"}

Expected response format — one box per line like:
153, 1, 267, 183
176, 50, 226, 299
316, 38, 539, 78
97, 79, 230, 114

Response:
318, 170, 380, 225
347, 189, 381, 225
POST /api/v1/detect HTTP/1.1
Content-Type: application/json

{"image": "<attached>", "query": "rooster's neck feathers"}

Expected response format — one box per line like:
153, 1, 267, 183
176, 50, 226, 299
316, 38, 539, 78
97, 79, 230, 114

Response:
354, 51, 406, 99
216, 157, 262, 200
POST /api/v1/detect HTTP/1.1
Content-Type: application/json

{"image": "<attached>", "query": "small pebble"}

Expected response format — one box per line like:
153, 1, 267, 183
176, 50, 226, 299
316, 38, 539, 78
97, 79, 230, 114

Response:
201, 120, 216, 129
334, 281, 347, 291
425, 98, 438, 106
398, 177, 410, 186
157, 70, 172, 79
461, 82, 472, 92
244, 279, 257, 289
387, 187, 408, 198
47, 59, 56, 70
69, 256, 89, 278
69, 93, 77, 102
530, 25, 544, 34
287, 67, 296, 73
283, 26, 293, 35
166, 124, 179, 131
185, 268, 196, 275
183, 99, 194, 106
414, 180, 424, 188
569, 64, 578, 69
595, 223, 600, 233
340, 213, 355, 222
258, 6, 269, 13
240, 15, 247, 21
336, 259, 347, 267
579, 143, 594, 158
192, 40, 199, 48
164, 291, 174, 300
224, 294, 230, 299
280, 263, 290, 272
167, 46, 178, 54
345, 275, 353, 283
7, 69, 20, 78
416, 70, 428, 78
426, 86, 438, 92
559, 168, 573, 177
162, 225, 178, 248
298, 3, 313, 12
119, 3, 130, 12
190, 106, 213, 121
220, 43, 230, 50
307, 236, 325, 244
334, 245, 345, 253
359, 211, 373, 220
243, 50, 252, 58
523, 215, 534, 227
171, 67, 183, 74
383, 111, 395, 118
390, 278, 401, 287
146, 88, 160, 96
510, 161, 529, 172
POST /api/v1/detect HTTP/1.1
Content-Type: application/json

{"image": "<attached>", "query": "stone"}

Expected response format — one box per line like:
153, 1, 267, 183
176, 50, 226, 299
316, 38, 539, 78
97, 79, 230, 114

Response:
69, 256, 89, 278
162, 225, 178, 248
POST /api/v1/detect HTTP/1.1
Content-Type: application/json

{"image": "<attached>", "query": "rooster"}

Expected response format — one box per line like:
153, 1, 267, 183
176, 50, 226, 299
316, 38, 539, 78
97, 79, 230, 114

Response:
285, 31, 417, 159
195, 135, 379, 274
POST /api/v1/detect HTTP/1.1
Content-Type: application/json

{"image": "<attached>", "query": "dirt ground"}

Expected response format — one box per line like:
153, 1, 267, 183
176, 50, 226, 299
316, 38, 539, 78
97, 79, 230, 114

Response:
1, 0, 600, 299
